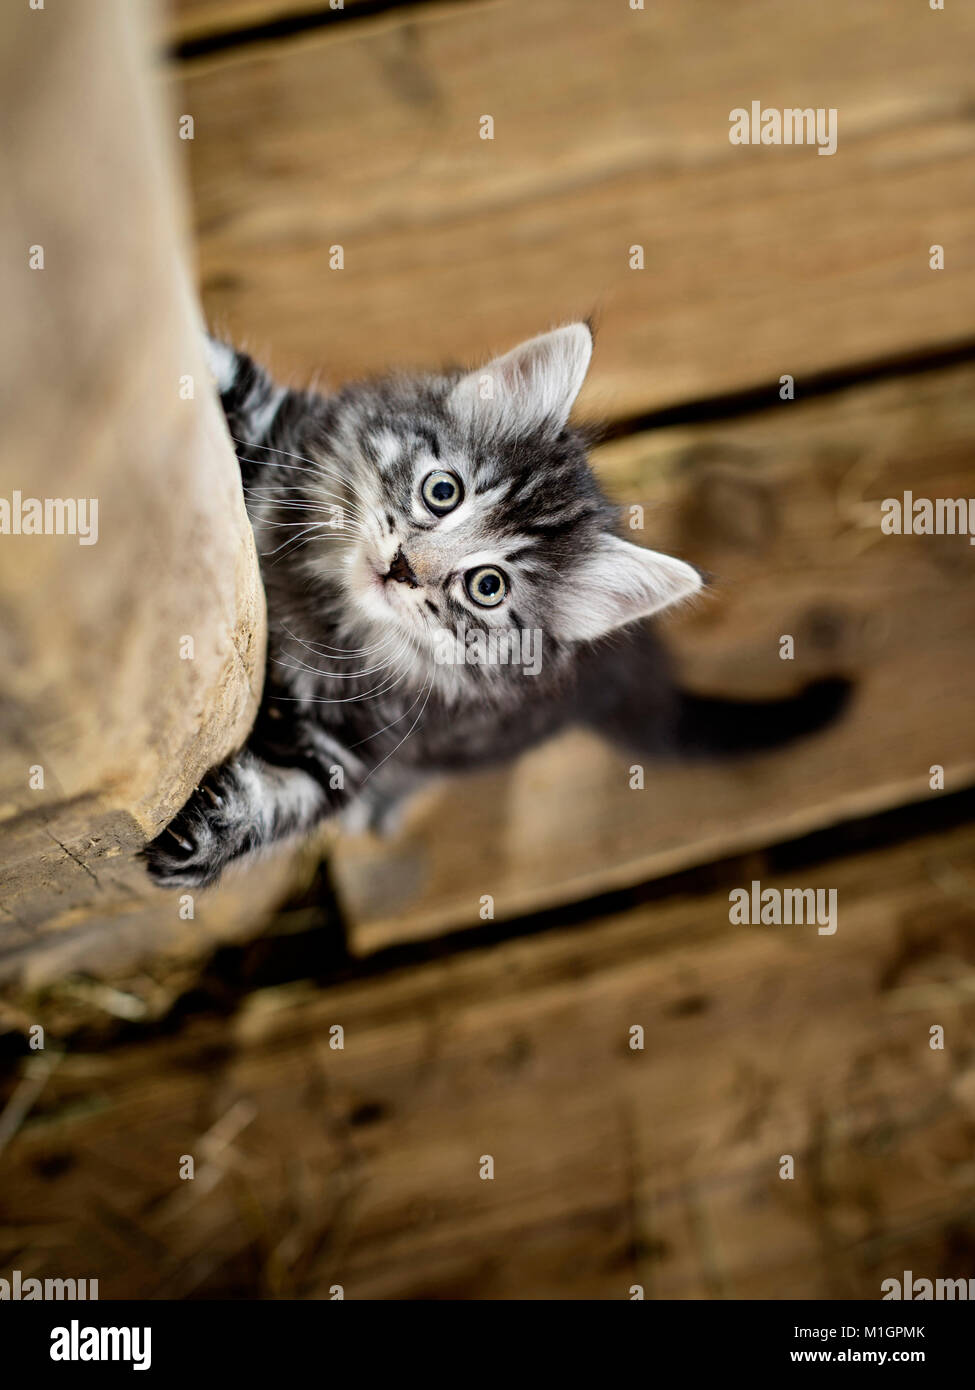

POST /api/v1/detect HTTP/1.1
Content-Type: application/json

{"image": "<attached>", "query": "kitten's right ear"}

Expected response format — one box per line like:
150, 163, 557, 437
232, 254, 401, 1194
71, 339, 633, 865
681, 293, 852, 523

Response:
557, 534, 703, 642
448, 323, 592, 438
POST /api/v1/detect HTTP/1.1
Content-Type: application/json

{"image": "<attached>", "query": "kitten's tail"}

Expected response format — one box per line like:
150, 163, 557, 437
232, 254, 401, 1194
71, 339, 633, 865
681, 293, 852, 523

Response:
668, 677, 853, 758
584, 668, 853, 761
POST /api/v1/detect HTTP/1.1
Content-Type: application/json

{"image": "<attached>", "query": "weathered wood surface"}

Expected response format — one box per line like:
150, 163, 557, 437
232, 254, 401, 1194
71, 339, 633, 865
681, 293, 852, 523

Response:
332, 363, 975, 952
175, 0, 975, 419
2, 821, 973, 1299
169, 0, 375, 46
0, 0, 292, 989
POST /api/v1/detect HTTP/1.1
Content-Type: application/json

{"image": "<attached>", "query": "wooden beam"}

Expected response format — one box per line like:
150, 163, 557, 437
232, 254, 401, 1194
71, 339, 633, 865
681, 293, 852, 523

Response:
3, 822, 973, 1298
167, 0, 382, 48
175, 0, 975, 418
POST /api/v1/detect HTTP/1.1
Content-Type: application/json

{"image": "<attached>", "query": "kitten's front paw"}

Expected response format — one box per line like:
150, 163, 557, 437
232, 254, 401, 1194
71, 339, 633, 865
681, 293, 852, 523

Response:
143, 765, 256, 890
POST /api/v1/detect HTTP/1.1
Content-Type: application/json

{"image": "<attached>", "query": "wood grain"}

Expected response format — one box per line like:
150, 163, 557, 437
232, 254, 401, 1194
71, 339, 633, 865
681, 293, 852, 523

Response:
175, 0, 975, 419
331, 362, 975, 952
3, 821, 974, 1299
0, 0, 289, 989
168, 0, 377, 47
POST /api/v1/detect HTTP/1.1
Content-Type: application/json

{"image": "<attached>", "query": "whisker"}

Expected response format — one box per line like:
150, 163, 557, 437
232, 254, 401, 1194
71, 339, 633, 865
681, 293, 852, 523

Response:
244, 481, 369, 528
363, 671, 435, 781
280, 622, 399, 660
271, 640, 420, 705
254, 515, 359, 530
349, 674, 430, 747
231, 435, 374, 521
274, 634, 411, 682
260, 521, 338, 560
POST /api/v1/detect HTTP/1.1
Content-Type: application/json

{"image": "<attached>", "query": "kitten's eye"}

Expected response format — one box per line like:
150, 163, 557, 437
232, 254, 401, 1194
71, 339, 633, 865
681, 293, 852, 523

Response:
421, 470, 464, 516
465, 566, 507, 608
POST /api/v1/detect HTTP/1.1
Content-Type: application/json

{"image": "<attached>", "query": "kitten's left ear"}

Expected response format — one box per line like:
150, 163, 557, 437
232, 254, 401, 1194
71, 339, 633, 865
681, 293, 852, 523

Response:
448, 323, 592, 438
558, 534, 703, 642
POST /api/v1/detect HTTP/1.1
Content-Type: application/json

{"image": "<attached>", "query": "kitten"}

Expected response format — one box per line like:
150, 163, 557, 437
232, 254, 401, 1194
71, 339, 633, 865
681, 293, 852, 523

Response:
145, 324, 849, 888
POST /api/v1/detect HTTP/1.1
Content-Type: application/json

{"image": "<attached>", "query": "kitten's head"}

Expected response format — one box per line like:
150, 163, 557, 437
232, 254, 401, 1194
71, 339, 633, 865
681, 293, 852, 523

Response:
298, 324, 701, 683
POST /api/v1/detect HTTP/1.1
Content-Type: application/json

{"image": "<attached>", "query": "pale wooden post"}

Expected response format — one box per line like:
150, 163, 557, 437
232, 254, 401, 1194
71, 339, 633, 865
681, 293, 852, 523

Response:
0, 0, 289, 989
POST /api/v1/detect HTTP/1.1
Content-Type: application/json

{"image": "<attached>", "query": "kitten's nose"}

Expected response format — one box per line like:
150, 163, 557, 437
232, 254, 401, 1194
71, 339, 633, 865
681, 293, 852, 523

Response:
385, 547, 419, 588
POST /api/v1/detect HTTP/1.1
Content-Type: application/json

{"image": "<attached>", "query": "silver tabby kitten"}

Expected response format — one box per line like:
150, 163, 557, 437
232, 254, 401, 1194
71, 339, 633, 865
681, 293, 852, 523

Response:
146, 324, 848, 888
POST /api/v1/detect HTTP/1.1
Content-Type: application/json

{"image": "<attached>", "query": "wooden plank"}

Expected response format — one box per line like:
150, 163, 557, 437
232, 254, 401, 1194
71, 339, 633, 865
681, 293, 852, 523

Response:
2, 823, 974, 1299
168, 0, 377, 47
176, 0, 975, 419
331, 362, 975, 952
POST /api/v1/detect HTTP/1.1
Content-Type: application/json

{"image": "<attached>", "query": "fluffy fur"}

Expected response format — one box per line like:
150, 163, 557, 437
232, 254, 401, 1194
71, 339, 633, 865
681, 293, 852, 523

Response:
145, 324, 849, 888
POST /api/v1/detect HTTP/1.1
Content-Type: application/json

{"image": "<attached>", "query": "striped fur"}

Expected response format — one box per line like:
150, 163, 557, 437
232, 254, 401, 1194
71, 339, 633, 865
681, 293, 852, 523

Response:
145, 325, 849, 888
